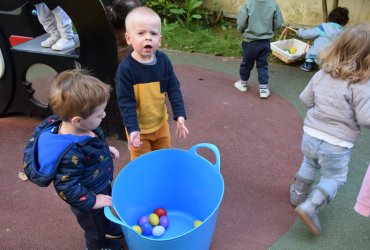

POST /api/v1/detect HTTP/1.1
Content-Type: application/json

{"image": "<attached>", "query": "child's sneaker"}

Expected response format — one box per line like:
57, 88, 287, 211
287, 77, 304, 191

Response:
234, 80, 248, 92
259, 88, 270, 99
41, 35, 60, 48
51, 37, 75, 51
300, 62, 313, 72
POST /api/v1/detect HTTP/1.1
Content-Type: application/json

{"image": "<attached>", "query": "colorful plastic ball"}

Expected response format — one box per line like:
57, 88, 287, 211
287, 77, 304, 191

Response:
194, 220, 202, 228
152, 225, 165, 237
154, 208, 167, 218
138, 215, 149, 226
159, 215, 169, 229
149, 213, 159, 226
132, 225, 142, 235
141, 222, 153, 236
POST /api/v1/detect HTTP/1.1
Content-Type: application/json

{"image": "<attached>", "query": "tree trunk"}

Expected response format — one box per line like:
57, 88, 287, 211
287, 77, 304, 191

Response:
322, 0, 328, 21
332, 0, 339, 9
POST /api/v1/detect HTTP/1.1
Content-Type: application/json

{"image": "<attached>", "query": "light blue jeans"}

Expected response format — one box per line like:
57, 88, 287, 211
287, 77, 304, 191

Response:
297, 133, 351, 201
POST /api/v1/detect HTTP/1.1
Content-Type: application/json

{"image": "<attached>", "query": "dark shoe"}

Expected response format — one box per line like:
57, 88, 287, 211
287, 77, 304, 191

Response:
300, 62, 313, 72
105, 232, 124, 240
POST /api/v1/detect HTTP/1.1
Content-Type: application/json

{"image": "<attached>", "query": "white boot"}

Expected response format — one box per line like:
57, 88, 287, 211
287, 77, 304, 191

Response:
51, 6, 74, 51
295, 188, 328, 236
35, 3, 60, 47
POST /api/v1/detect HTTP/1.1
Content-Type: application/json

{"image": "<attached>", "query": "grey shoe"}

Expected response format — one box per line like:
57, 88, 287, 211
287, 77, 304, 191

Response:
296, 204, 321, 236
290, 184, 308, 207
289, 175, 314, 206
295, 188, 328, 236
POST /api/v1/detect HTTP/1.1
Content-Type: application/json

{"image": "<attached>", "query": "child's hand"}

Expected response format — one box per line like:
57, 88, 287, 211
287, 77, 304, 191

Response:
175, 117, 189, 139
93, 194, 112, 209
129, 131, 142, 148
109, 146, 120, 160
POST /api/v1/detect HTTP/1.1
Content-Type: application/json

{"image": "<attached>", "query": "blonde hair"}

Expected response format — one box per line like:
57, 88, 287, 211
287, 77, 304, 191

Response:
125, 6, 161, 32
48, 63, 111, 121
320, 24, 370, 83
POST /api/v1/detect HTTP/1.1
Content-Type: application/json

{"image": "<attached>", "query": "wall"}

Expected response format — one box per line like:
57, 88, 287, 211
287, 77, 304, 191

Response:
203, 0, 370, 27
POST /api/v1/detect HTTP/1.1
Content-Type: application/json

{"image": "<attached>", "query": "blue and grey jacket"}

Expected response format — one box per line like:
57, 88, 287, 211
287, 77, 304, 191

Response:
23, 116, 114, 212
297, 22, 343, 61
237, 0, 284, 42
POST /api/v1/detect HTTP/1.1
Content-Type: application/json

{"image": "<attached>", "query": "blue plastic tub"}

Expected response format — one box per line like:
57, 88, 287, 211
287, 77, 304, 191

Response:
105, 143, 224, 250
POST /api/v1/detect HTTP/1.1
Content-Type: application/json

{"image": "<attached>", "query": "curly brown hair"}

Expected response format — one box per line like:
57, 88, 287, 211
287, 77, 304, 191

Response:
327, 7, 349, 26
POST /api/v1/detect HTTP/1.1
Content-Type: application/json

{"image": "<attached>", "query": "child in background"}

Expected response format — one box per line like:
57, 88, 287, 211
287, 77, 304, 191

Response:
115, 6, 189, 160
106, 0, 142, 63
289, 24, 370, 236
23, 64, 122, 249
297, 7, 349, 72
34, 2, 75, 50
234, 0, 284, 99
354, 164, 370, 217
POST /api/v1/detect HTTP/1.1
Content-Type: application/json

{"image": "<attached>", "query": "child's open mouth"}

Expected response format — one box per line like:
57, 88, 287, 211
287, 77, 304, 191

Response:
144, 45, 152, 49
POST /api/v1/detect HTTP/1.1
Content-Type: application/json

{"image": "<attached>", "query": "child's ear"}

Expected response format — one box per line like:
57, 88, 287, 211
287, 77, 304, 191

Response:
125, 32, 132, 45
70, 116, 82, 127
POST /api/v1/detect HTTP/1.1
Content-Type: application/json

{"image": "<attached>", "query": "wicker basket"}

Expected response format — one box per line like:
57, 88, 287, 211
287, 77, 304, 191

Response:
271, 27, 309, 64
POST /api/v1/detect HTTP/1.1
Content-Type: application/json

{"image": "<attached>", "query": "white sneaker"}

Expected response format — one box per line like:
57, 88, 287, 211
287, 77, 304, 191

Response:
51, 37, 75, 51
41, 35, 60, 48
234, 80, 248, 92
259, 88, 270, 99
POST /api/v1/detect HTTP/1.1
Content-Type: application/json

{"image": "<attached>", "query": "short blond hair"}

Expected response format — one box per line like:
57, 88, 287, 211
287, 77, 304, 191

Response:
48, 64, 111, 121
320, 24, 370, 83
125, 6, 161, 33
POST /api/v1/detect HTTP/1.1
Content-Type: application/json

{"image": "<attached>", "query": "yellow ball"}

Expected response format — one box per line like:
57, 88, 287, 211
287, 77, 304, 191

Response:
289, 47, 297, 54
194, 220, 202, 228
149, 213, 160, 226
132, 225, 142, 235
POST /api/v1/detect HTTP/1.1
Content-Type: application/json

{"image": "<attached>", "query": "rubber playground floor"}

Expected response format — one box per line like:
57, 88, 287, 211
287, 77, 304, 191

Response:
1, 50, 370, 250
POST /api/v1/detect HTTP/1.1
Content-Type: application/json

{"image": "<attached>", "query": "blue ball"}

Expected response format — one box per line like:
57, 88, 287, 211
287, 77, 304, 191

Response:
141, 222, 153, 236
32, 10, 37, 16
159, 215, 169, 229
138, 215, 149, 226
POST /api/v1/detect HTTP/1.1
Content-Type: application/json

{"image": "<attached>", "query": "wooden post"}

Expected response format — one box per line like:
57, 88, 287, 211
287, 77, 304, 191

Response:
322, 0, 328, 21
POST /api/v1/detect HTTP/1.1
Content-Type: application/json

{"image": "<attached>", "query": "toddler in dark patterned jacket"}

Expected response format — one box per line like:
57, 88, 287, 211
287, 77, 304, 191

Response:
24, 64, 122, 250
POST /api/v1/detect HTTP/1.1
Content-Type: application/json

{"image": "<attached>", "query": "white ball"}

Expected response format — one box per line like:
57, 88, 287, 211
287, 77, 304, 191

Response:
152, 225, 165, 237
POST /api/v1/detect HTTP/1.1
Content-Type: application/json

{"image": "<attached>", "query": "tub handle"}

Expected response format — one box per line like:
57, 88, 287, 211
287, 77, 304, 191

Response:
188, 143, 220, 172
104, 206, 129, 227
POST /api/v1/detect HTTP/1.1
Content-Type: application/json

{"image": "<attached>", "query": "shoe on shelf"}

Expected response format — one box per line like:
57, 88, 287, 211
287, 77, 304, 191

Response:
234, 80, 248, 92
259, 88, 270, 99
51, 37, 75, 51
300, 62, 314, 72
41, 35, 60, 48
